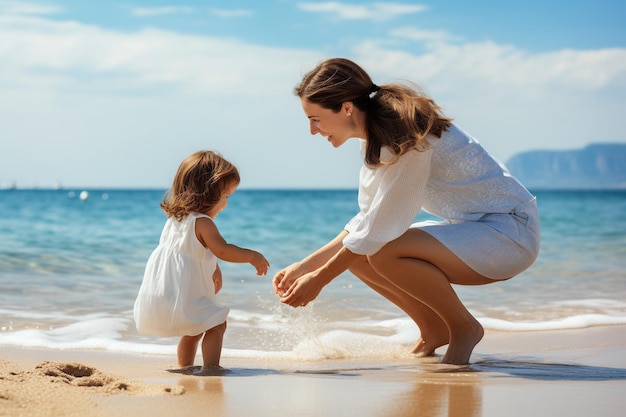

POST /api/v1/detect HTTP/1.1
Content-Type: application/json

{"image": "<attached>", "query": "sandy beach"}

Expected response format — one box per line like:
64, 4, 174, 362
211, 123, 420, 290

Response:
1, 325, 625, 417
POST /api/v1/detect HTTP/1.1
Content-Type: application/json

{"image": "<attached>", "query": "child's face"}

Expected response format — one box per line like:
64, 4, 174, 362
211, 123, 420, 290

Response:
208, 181, 238, 218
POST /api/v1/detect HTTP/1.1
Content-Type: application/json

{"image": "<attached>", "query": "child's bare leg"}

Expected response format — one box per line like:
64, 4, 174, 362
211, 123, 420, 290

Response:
177, 334, 203, 368
199, 321, 227, 372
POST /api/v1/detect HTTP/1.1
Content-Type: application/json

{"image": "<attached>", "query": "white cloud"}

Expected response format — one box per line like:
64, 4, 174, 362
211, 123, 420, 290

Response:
0, 13, 335, 188
130, 6, 254, 19
0, 15, 313, 96
298, 1, 427, 21
350, 38, 626, 161
353, 36, 626, 95
0, 9, 624, 188
0, 0, 60, 15
129, 6, 254, 19
391, 26, 457, 44
207, 8, 254, 18
371, 2, 428, 17
130, 6, 194, 17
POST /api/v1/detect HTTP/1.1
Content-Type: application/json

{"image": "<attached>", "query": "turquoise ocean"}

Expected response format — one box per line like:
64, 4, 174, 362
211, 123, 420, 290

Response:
1, 189, 625, 361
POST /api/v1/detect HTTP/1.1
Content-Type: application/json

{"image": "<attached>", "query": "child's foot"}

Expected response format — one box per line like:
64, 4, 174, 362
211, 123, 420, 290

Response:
193, 365, 231, 376
167, 365, 201, 375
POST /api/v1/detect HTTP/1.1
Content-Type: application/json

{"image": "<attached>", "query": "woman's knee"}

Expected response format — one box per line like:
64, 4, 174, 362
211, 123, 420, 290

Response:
348, 256, 370, 276
367, 245, 396, 275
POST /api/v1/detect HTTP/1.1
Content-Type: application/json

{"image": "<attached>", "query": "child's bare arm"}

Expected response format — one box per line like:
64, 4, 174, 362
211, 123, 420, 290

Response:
196, 217, 270, 275
249, 251, 270, 276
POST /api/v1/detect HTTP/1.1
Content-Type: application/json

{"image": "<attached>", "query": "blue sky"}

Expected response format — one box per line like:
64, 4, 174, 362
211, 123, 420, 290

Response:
1, 0, 624, 188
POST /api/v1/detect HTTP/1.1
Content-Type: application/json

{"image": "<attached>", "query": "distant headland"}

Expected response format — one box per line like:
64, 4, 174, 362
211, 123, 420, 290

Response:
506, 143, 626, 190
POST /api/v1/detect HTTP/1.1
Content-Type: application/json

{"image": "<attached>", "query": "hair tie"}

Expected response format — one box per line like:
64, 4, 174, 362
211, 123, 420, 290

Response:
367, 84, 381, 100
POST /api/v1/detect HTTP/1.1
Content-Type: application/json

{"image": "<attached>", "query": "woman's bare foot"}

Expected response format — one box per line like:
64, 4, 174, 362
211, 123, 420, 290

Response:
411, 335, 449, 357
441, 321, 484, 365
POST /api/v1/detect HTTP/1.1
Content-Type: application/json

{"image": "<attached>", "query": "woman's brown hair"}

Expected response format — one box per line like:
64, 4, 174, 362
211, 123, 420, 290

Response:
295, 58, 452, 165
161, 150, 240, 221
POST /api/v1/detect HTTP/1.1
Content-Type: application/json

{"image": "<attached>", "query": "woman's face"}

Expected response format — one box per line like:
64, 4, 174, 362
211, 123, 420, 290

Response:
300, 99, 359, 148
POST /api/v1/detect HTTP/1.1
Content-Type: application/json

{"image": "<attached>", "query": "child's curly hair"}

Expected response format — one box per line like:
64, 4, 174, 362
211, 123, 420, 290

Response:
161, 150, 240, 221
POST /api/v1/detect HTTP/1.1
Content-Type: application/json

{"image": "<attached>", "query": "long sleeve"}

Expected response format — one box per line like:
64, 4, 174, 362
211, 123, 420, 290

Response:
343, 146, 432, 255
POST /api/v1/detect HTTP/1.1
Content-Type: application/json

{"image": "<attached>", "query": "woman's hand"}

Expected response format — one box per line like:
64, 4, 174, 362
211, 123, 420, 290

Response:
273, 232, 355, 306
274, 245, 359, 307
272, 262, 303, 297
279, 272, 326, 308
274, 231, 349, 298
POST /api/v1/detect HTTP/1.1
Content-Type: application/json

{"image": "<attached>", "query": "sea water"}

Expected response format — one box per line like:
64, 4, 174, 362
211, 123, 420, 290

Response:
1, 189, 625, 360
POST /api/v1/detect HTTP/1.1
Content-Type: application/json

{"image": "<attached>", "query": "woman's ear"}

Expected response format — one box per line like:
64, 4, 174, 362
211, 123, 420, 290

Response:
342, 101, 353, 116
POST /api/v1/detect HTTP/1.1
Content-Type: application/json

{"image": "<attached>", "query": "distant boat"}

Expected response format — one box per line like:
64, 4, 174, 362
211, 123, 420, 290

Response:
79, 191, 89, 201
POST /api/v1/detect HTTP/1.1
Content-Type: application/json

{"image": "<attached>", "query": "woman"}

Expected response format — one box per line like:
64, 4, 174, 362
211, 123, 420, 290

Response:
273, 58, 540, 365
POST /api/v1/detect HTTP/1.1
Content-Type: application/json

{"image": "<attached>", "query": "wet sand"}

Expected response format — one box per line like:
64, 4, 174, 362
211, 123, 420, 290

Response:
1, 325, 625, 417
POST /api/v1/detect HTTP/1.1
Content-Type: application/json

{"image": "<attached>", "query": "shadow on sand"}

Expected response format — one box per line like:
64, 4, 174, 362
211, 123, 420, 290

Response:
471, 356, 626, 381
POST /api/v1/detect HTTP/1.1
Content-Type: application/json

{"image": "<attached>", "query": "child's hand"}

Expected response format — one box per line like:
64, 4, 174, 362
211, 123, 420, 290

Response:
212, 265, 223, 294
251, 251, 270, 276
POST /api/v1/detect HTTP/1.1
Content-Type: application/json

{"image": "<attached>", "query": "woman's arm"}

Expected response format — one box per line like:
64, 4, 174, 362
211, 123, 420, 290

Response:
343, 148, 431, 255
273, 230, 348, 295
278, 244, 361, 307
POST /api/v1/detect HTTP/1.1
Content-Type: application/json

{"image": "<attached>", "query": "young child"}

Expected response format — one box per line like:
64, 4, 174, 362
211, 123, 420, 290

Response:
134, 150, 270, 375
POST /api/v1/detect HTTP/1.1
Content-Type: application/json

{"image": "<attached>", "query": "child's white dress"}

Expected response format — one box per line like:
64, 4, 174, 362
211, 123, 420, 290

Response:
134, 212, 229, 337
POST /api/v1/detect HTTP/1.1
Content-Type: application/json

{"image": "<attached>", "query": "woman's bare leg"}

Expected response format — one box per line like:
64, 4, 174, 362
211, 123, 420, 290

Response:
369, 230, 493, 365
177, 334, 203, 368
349, 257, 449, 356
